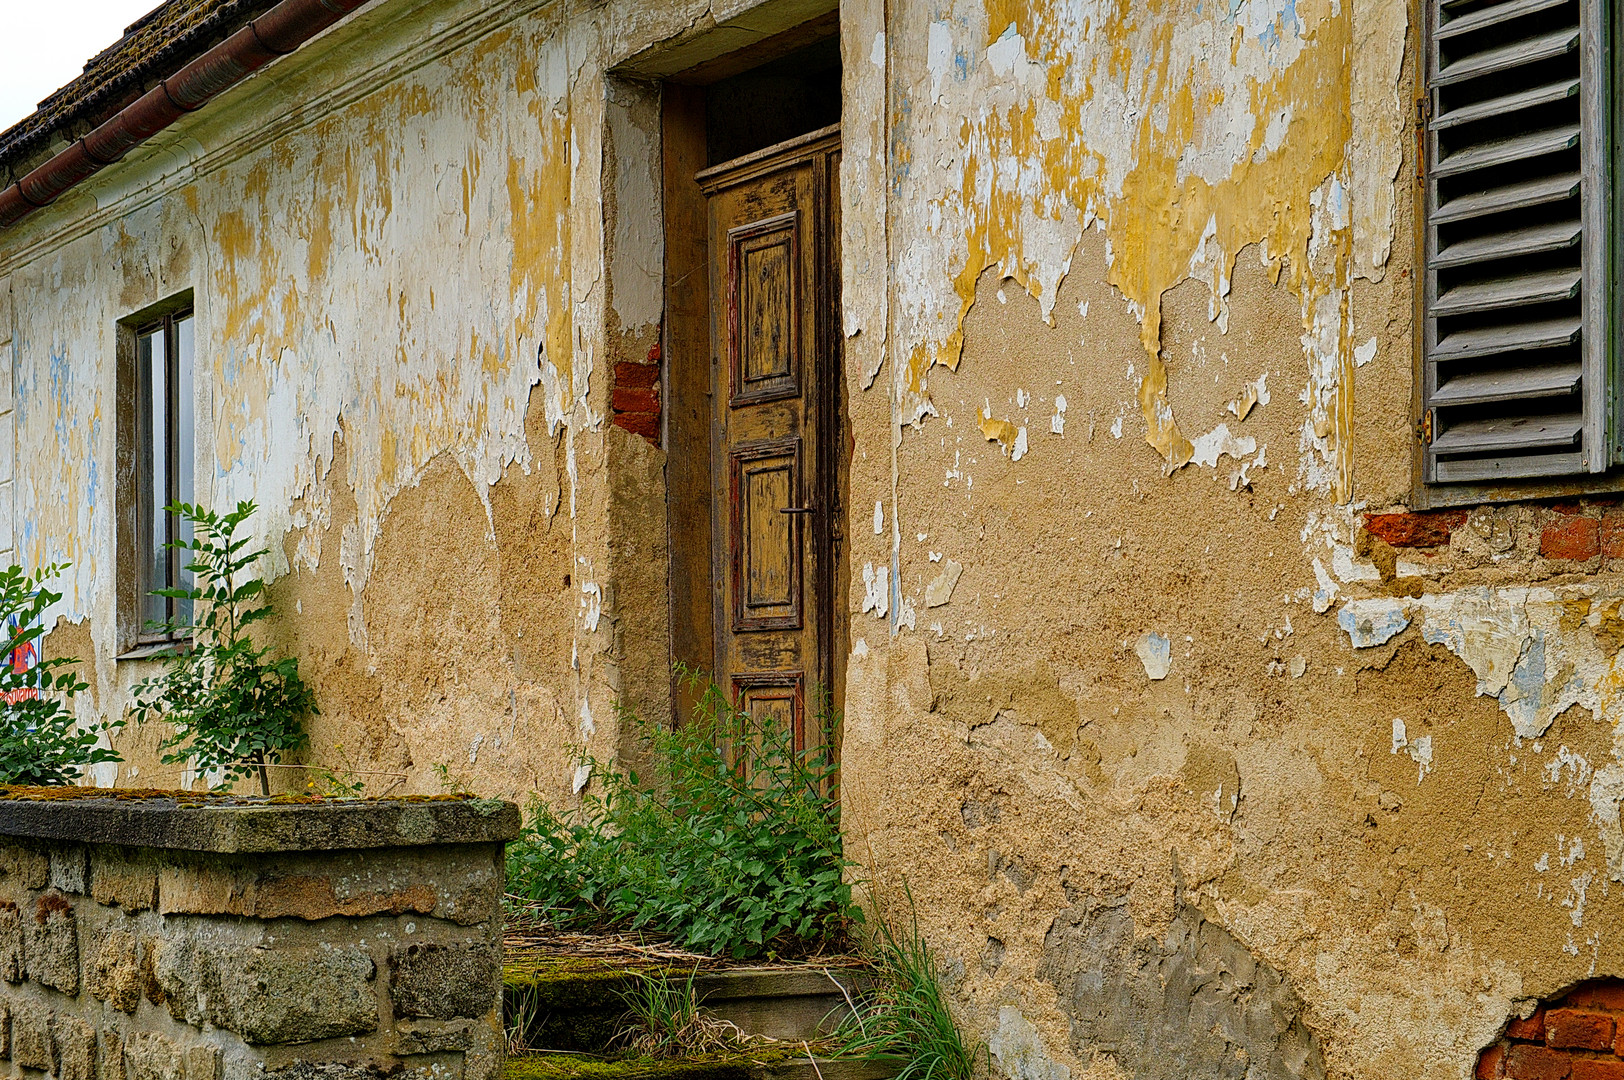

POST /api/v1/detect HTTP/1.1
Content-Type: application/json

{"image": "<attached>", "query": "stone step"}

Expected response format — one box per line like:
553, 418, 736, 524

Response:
503, 957, 873, 1052
501, 1051, 903, 1080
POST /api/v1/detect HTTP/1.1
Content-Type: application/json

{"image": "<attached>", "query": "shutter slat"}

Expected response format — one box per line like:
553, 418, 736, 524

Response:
1433, 172, 1580, 224
1433, 125, 1580, 177
1430, 413, 1583, 454
1433, 316, 1581, 361
1437, 0, 1569, 39
1430, 362, 1581, 405
1433, 268, 1582, 316
1432, 79, 1580, 131
1433, 218, 1581, 268
1436, 451, 1587, 482
1434, 28, 1579, 85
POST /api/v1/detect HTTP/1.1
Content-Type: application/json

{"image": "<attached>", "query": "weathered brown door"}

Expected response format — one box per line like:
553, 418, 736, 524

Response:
696, 124, 841, 754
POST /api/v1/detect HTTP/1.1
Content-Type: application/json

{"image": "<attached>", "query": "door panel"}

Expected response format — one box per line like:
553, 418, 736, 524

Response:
730, 437, 802, 629
699, 125, 840, 755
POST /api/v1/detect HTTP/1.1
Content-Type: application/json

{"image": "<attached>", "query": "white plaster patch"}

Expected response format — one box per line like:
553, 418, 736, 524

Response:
1311, 558, 1338, 613
925, 559, 963, 608
1331, 544, 1381, 583
571, 762, 592, 795
1050, 394, 1067, 435
1189, 423, 1256, 469
861, 562, 890, 619
1338, 597, 1410, 648
874, 501, 884, 534
1135, 632, 1172, 681
989, 1006, 1071, 1080
1354, 337, 1378, 367
580, 582, 602, 633
1390, 718, 1433, 783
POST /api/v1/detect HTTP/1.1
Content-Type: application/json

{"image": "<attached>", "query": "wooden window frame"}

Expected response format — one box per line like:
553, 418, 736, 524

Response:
116, 292, 194, 655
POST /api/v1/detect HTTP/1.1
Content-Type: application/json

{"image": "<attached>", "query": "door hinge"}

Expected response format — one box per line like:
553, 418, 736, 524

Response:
1417, 410, 1433, 445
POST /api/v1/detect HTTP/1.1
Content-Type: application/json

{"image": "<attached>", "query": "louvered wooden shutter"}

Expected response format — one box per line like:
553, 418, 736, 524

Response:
1422, 0, 1610, 483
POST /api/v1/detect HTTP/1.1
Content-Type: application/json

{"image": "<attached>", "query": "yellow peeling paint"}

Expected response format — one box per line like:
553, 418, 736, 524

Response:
902, 0, 1361, 496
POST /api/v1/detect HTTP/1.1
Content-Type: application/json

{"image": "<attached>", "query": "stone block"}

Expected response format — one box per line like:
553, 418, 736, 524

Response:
90, 851, 157, 912
0, 901, 24, 982
0, 841, 50, 890
26, 890, 79, 994
100, 1028, 124, 1080
124, 1031, 181, 1080
12, 998, 51, 1070
157, 938, 377, 1044
0, 996, 10, 1057
53, 1013, 96, 1080
50, 846, 88, 895
396, 1017, 474, 1053
389, 941, 498, 1020
184, 1043, 221, 1080
86, 925, 144, 1013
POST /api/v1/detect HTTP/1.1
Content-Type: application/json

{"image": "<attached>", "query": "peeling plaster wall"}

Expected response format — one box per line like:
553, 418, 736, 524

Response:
0, 0, 747, 799
8, 0, 1624, 1076
837, 1, 1624, 1079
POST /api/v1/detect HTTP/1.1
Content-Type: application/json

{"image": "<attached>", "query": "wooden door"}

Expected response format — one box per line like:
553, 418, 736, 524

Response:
696, 124, 841, 754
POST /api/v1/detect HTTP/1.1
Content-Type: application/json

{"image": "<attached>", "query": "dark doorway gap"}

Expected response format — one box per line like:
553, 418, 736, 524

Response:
704, 35, 841, 166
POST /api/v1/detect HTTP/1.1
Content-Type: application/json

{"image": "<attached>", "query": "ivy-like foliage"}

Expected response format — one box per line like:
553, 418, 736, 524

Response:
131, 501, 315, 795
0, 562, 121, 785
506, 669, 857, 959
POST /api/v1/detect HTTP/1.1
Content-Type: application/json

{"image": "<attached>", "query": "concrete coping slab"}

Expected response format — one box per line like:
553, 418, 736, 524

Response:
0, 785, 521, 852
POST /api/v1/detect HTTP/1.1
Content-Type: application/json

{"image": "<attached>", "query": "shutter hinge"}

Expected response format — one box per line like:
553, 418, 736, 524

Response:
1415, 98, 1432, 181
1416, 410, 1433, 445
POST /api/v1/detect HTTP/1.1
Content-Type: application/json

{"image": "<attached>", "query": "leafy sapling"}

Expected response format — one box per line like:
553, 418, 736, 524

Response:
0, 562, 122, 785
131, 500, 315, 796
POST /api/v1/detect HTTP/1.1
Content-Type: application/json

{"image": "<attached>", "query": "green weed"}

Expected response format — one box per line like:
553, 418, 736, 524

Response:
834, 886, 983, 1080
505, 668, 856, 959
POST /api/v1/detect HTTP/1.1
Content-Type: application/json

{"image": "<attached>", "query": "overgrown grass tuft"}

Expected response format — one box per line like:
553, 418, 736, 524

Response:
835, 887, 984, 1080
612, 967, 755, 1058
505, 669, 857, 959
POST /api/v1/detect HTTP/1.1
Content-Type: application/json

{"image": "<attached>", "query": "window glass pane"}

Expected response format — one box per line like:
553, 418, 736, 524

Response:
174, 314, 195, 630
138, 327, 166, 633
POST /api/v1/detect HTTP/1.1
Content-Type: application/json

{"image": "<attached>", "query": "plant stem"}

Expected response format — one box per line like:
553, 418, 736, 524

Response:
256, 753, 269, 796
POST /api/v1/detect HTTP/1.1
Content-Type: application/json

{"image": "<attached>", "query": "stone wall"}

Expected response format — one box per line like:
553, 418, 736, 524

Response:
0, 789, 518, 1080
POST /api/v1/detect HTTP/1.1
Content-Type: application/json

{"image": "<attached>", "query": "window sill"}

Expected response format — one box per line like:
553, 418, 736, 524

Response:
116, 641, 191, 662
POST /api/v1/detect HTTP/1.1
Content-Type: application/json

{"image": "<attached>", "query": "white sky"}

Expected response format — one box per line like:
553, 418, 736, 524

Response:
0, 0, 164, 133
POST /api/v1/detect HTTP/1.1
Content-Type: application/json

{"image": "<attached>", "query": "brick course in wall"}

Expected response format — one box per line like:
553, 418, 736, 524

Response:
0, 789, 518, 1080
610, 342, 662, 443
1478, 981, 1624, 1080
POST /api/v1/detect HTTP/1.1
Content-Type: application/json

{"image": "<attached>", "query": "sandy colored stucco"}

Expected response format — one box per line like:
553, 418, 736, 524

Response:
4, 0, 1624, 1077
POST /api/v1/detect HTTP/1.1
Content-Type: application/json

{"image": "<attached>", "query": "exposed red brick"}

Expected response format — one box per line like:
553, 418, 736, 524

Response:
612, 411, 660, 440
1363, 510, 1468, 548
614, 361, 660, 389
1509, 1012, 1549, 1042
1599, 513, 1624, 560
646, 340, 662, 363
1507, 1044, 1572, 1080
612, 385, 660, 414
1479, 1043, 1508, 1079
1542, 516, 1602, 561
1549, 1011, 1617, 1051
1564, 984, 1624, 1013
1573, 1060, 1624, 1080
